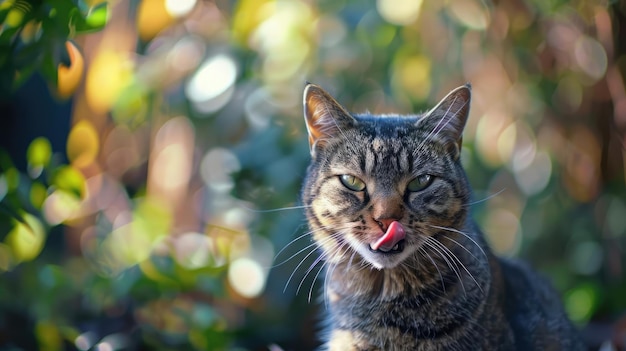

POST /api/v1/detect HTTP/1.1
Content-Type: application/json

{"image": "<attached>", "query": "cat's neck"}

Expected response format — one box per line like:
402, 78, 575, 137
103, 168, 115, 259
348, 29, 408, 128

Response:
326, 260, 428, 300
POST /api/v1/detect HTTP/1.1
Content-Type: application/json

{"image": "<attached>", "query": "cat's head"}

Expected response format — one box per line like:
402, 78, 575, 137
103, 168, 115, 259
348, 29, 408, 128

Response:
301, 84, 472, 270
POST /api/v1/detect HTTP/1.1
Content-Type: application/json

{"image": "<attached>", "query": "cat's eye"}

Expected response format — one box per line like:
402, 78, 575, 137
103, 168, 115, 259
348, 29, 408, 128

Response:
407, 174, 433, 192
339, 174, 366, 191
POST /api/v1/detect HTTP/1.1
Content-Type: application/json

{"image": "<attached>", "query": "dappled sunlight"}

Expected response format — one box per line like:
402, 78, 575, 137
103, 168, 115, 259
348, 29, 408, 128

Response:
514, 150, 552, 196
200, 148, 241, 193
137, 0, 176, 41
484, 208, 522, 255
574, 35, 608, 81
376, 0, 423, 25
42, 189, 82, 225
229, 257, 266, 298
167, 36, 205, 76
173, 232, 221, 269
186, 54, 238, 113
391, 54, 431, 100
86, 49, 135, 114
67, 120, 100, 168
446, 0, 490, 30
165, 0, 196, 18
26, 136, 51, 178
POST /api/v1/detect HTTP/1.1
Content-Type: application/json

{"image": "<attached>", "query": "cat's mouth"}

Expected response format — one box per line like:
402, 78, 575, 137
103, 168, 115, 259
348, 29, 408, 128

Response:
369, 239, 405, 254
368, 221, 406, 254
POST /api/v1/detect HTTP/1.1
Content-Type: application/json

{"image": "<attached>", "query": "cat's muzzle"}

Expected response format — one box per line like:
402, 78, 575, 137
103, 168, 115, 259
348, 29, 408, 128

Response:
369, 239, 406, 254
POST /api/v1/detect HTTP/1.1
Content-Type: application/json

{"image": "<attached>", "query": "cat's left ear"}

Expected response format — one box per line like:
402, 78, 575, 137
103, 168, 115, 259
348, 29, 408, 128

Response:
303, 83, 357, 156
420, 84, 471, 156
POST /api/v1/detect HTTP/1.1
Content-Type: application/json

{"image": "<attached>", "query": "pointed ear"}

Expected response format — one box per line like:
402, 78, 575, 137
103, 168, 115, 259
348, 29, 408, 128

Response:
303, 83, 357, 154
419, 84, 471, 153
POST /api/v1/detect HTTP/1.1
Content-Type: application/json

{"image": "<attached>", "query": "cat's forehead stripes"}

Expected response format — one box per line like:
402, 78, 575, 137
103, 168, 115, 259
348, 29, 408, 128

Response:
328, 132, 415, 180
326, 117, 433, 177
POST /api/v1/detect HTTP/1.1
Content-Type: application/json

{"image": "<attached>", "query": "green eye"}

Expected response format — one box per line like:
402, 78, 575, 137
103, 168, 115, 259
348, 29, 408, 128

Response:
407, 174, 433, 192
339, 174, 366, 191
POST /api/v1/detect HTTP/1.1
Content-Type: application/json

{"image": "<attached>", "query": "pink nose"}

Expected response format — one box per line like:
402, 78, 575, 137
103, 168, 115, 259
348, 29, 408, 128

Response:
375, 218, 397, 231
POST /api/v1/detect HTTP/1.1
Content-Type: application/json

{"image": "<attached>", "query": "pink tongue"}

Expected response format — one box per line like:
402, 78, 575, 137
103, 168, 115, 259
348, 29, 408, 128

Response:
371, 221, 406, 251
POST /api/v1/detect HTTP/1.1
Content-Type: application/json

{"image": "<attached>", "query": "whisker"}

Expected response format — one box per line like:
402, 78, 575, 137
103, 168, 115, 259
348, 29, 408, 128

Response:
271, 235, 315, 269
465, 188, 506, 207
272, 224, 354, 269
242, 204, 312, 213
297, 253, 326, 295
271, 226, 334, 268
282, 226, 354, 295
428, 225, 488, 260
428, 237, 484, 294
437, 233, 480, 263
423, 237, 466, 295
417, 246, 446, 293
246, 205, 311, 213
283, 234, 339, 293
346, 250, 358, 272
308, 260, 326, 303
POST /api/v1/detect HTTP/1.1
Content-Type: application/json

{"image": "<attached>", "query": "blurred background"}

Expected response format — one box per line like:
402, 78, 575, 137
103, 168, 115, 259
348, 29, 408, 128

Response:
0, 0, 625, 350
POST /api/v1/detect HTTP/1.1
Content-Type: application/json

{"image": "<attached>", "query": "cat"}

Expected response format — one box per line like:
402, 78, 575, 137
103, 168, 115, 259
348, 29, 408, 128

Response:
300, 83, 585, 351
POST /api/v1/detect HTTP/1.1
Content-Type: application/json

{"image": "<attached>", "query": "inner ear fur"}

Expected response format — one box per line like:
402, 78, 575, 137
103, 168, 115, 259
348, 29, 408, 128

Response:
303, 83, 357, 154
420, 84, 471, 154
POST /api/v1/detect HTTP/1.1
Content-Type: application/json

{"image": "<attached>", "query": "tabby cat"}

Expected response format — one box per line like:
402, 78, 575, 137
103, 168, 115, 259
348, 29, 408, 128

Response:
300, 83, 584, 350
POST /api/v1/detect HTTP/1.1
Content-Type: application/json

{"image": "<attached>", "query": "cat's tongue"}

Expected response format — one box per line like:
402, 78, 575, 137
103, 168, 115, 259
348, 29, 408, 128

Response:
371, 221, 406, 251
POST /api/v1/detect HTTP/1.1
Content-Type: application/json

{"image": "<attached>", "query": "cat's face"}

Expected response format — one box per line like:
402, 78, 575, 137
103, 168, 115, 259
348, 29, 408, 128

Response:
302, 84, 472, 269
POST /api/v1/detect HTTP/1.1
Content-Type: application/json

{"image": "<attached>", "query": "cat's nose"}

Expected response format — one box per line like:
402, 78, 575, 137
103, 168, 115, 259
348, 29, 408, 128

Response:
372, 194, 404, 231
375, 218, 397, 232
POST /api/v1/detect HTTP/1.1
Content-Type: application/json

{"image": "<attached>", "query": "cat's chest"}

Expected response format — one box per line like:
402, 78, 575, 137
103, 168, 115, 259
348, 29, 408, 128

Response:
325, 292, 500, 351
326, 275, 488, 340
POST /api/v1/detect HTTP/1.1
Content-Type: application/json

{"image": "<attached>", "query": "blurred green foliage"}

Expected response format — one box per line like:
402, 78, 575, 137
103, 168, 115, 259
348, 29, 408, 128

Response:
1, 0, 626, 350
0, 0, 108, 94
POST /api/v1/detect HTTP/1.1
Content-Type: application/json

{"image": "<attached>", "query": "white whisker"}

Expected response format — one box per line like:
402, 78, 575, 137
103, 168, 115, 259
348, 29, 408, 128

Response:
297, 253, 326, 296
308, 260, 326, 303
417, 246, 446, 293
428, 236, 483, 294
283, 234, 339, 293
423, 236, 466, 296
465, 188, 506, 207
271, 236, 315, 269
428, 225, 488, 260
243, 204, 312, 213
271, 225, 336, 268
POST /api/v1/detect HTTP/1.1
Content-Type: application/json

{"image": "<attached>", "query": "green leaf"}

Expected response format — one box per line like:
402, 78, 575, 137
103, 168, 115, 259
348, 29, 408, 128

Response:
4, 7, 26, 28
30, 182, 47, 209
44, 0, 77, 38
12, 62, 38, 89
51, 165, 85, 198
74, 2, 108, 33
27, 137, 52, 168
3, 167, 20, 191
39, 44, 58, 85
5, 211, 45, 262
0, 201, 28, 227
0, 24, 21, 44
84, 2, 108, 29
0, 0, 14, 17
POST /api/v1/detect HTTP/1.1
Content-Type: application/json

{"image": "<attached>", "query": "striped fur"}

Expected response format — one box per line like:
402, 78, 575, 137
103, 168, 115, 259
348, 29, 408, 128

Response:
300, 84, 584, 350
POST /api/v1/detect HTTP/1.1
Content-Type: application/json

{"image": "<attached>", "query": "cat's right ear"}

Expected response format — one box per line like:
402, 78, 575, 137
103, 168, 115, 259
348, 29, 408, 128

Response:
303, 83, 356, 156
419, 84, 472, 158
